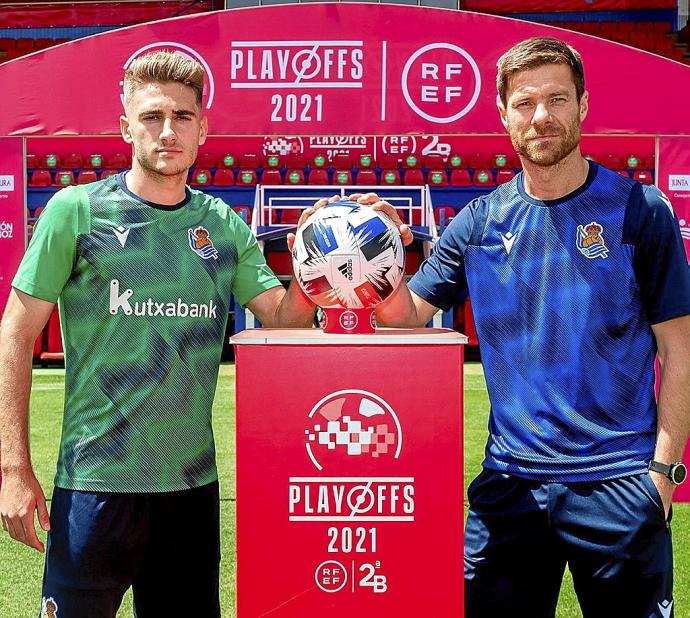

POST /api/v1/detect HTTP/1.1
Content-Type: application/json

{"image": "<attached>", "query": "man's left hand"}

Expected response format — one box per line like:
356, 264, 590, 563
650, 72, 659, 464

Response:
649, 472, 675, 520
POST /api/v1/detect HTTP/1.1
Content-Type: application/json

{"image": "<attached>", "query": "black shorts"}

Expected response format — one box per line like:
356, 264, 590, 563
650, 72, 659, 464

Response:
40, 481, 221, 618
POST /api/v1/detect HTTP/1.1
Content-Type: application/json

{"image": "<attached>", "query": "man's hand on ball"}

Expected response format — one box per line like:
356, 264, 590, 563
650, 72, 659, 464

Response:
352, 192, 414, 246
287, 194, 341, 251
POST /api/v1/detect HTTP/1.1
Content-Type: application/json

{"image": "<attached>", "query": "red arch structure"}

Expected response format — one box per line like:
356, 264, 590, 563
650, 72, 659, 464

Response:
0, 5, 689, 496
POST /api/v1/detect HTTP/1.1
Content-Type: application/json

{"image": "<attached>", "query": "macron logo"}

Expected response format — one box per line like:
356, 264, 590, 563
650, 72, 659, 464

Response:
658, 599, 673, 618
500, 232, 516, 255
109, 279, 217, 319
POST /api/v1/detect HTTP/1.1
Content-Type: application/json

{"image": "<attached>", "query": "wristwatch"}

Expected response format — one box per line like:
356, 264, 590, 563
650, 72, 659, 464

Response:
648, 460, 688, 485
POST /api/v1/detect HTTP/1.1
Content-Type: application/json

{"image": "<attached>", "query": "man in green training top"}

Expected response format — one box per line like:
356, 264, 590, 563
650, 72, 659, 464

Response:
0, 51, 314, 617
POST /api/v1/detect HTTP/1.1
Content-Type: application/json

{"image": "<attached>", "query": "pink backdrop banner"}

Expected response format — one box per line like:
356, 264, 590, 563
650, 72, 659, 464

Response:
0, 5, 689, 137
0, 137, 26, 315
464, 0, 675, 12
657, 137, 690, 261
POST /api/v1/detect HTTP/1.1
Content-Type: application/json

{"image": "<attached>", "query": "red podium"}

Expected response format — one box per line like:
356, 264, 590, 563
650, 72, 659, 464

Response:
232, 328, 466, 616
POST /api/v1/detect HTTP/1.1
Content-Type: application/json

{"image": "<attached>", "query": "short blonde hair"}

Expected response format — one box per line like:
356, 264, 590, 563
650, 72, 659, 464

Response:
123, 50, 204, 107
497, 37, 585, 106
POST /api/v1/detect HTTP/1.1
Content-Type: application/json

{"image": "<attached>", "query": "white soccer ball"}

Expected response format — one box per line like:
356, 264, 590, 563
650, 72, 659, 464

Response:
292, 201, 406, 309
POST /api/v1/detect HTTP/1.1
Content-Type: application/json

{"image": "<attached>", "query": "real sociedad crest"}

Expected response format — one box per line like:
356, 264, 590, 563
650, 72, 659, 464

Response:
188, 226, 219, 260
576, 221, 609, 259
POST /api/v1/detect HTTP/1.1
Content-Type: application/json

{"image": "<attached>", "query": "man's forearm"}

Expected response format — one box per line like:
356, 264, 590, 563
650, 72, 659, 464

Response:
654, 350, 690, 466
272, 279, 316, 328
375, 281, 429, 328
0, 327, 34, 472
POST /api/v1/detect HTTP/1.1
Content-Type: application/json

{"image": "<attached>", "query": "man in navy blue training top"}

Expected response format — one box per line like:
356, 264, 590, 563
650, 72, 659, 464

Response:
371, 37, 690, 617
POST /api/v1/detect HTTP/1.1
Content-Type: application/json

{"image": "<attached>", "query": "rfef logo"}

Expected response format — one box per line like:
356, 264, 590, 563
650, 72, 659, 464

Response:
0, 175, 15, 191
401, 43, 481, 124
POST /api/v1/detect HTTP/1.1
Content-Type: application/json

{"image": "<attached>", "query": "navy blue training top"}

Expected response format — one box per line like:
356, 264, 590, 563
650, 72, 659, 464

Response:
410, 162, 690, 481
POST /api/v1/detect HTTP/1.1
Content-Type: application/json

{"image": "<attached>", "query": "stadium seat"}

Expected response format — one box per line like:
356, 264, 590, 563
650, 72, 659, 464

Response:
496, 169, 516, 184
633, 170, 654, 184
423, 154, 445, 170
463, 299, 479, 346
263, 154, 282, 169
644, 155, 655, 170
617, 170, 631, 178
284, 153, 307, 169
468, 153, 489, 169
381, 169, 400, 185
493, 154, 510, 168
403, 169, 424, 186
376, 154, 398, 170
310, 153, 328, 168
602, 154, 622, 170
77, 170, 98, 184
40, 307, 64, 362
280, 209, 303, 224
41, 154, 60, 169
63, 153, 84, 169
356, 169, 377, 185
101, 169, 120, 180
219, 153, 236, 168
450, 169, 472, 187
107, 153, 130, 169
448, 153, 465, 168
357, 154, 374, 169
625, 154, 641, 169
33, 206, 45, 220
195, 152, 217, 169
84, 153, 104, 169
191, 169, 212, 186
237, 169, 258, 186
428, 169, 448, 187
54, 170, 75, 187
29, 170, 51, 187
334, 170, 353, 185
239, 153, 261, 169
233, 205, 252, 224
213, 169, 235, 186
261, 169, 282, 185
307, 169, 328, 185
403, 154, 421, 169
332, 153, 353, 169
33, 331, 44, 360
26, 153, 38, 169
286, 169, 306, 185
473, 169, 495, 186
434, 206, 456, 228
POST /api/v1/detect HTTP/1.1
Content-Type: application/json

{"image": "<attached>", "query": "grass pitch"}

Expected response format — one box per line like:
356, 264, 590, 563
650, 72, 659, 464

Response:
0, 363, 688, 616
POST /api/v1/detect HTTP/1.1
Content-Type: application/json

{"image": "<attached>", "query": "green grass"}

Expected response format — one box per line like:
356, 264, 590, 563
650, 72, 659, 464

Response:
1, 363, 688, 616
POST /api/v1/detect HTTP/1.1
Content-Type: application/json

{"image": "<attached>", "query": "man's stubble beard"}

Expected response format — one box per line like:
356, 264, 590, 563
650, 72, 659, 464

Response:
510, 117, 581, 168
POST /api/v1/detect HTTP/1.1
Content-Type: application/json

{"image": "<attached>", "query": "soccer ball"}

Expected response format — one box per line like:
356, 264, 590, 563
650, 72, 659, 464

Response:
292, 201, 406, 309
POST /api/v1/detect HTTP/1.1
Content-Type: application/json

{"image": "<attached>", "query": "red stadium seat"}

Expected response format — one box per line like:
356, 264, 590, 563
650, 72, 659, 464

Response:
41, 154, 60, 169
625, 154, 641, 169
310, 153, 328, 168
232, 205, 252, 224
107, 153, 130, 169
469, 153, 489, 169
53, 170, 75, 187
334, 170, 353, 185
403, 154, 421, 169
602, 154, 623, 170
213, 169, 235, 186
493, 154, 510, 168
434, 206, 456, 227
617, 170, 631, 178
15, 38, 34, 50
77, 170, 98, 184
496, 169, 516, 184
463, 299, 479, 346
237, 169, 258, 186
403, 169, 424, 186
261, 169, 282, 185
381, 169, 400, 185
450, 169, 472, 187
428, 169, 448, 187
286, 169, 306, 185
33, 331, 44, 360
280, 208, 303, 224
633, 170, 654, 184
26, 153, 38, 169
191, 169, 212, 186
263, 154, 282, 169
307, 169, 328, 185
33, 206, 45, 219
239, 153, 261, 169
84, 153, 104, 169
644, 155, 655, 170
376, 154, 398, 169
284, 153, 306, 169
195, 152, 217, 169
101, 169, 120, 180
473, 169, 495, 186
332, 153, 353, 169
63, 153, 83, 169
423, 154, 445, 170
219, 153, 236, 168
356, 169, 377, 185
40, 307, 64, 362
448, 153, 465, 168
357, 154, 374, 169
30, 170, 51, 187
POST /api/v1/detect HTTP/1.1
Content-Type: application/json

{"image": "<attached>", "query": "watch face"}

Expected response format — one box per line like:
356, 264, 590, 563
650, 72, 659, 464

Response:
671, 464, 688, 485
